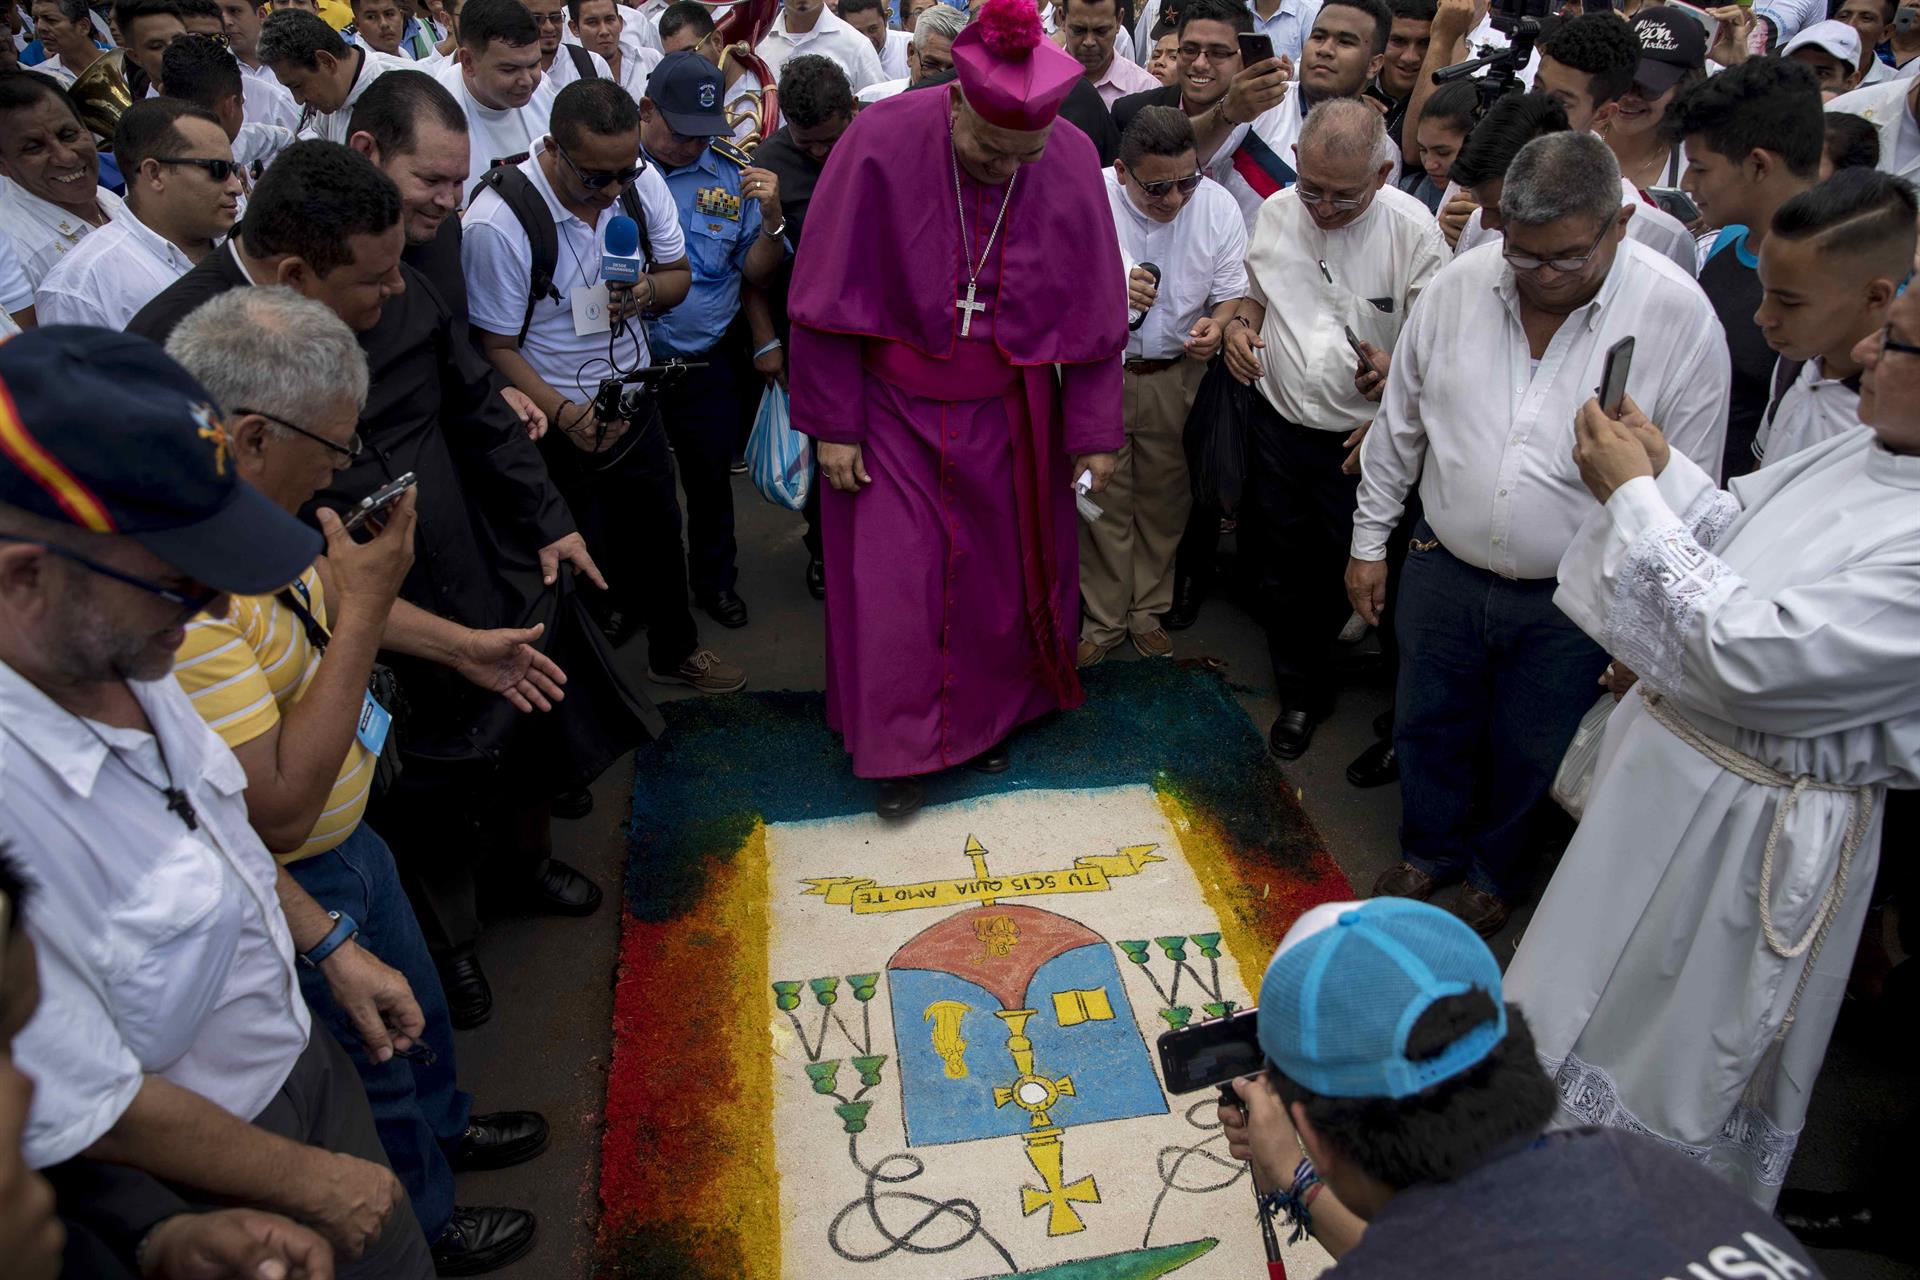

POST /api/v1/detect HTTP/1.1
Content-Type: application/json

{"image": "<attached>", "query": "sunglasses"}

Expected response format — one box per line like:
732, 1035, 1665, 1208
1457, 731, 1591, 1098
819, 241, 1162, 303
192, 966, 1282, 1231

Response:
0, 535, 223, 613
1133, 170, 1203, 199
153, 156, 242, 183
556, 143, 642, 190
232, 406, 363, 461
1502, 218, 1612, 274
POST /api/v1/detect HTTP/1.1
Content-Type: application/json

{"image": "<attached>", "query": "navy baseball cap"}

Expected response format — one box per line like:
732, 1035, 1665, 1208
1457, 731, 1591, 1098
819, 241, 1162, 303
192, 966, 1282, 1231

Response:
645, 50, 730, 137
0, 327, 322, 595
1629, 8, 1707, 95
1257, 899, 1509, 1100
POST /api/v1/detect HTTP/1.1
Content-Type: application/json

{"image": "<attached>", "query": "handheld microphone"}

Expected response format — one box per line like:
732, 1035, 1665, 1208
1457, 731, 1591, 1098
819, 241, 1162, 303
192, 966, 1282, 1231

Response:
1128, 262, 1161, 331
602, 214, 642, 286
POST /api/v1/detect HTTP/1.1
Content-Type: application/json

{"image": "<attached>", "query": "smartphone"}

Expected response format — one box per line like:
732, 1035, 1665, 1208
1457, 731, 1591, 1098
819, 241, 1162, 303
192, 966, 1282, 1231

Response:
1343, 324, 1370, 362
1157, 1006, 1264, 1095
341, 472, 418, 532
1665, 0, 1720, 47
1596, 336, 1634, 417
1646, 185, 1701, 223
1896, 6, 1916, 31
1237, 31, 1275, 65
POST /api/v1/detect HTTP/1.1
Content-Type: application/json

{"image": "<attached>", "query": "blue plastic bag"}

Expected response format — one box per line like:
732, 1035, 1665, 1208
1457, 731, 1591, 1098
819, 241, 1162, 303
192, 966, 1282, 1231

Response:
745, 383, 813, 511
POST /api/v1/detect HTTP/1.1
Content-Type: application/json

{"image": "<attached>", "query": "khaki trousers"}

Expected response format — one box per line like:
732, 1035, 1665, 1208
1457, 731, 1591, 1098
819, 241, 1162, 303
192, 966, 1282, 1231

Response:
1079, 359, 1207, 647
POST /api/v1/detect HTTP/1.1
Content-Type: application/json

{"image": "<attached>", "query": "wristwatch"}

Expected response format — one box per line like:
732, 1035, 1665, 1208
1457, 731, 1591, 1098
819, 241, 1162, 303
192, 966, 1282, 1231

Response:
299, 910, 360, 968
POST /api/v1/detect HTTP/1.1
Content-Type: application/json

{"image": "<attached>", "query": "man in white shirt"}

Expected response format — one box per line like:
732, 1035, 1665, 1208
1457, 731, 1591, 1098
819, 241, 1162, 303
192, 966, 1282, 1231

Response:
838, 0, 909, 77
1753, 169, 1914, 467
1832, 0, 1900, 88
161, 32, 295, 182
36, 99, 240, 328
1350, 132, 1729, 938
1825, 70, 1920, 181
1224, 99, 1443, 757
755, 0, 885, 90
1061, 0, 1157, 103
216, 0, 277, 80
1134, 0, 1324, 69
433, 0, 546, 195
0, 71, 127, 289
857, 0, 960, 99
347, 0, 409, 57
114, 0, 187, 91
570, 0, 661, 101
521, 0, 612, 119
660, 0, 767, 141
258, 7, 409, 141
0, 326, 434, 1278
0, 231, 30, 330
1083, 106, 1245, 667
25, 0, 101, 85
464, 79, 748, 692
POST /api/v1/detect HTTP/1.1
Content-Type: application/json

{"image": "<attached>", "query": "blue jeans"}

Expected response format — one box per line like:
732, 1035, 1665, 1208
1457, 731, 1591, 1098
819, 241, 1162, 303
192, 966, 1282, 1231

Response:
290, 823, 472, 1241
1392, 526, 1607, 901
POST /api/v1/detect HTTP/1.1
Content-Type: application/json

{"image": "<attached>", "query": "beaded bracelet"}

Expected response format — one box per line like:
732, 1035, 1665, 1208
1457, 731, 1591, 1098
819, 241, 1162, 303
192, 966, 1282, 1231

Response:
1257, 1156, 1322, 1244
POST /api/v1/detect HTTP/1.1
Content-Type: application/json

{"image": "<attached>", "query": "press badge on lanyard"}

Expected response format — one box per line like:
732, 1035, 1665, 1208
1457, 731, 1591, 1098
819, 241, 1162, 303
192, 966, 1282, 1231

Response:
357, 689, 393, 755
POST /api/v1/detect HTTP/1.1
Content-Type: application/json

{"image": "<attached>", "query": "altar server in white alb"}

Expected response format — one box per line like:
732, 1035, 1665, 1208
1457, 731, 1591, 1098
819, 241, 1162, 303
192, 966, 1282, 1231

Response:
1507, 255, 1920, 1208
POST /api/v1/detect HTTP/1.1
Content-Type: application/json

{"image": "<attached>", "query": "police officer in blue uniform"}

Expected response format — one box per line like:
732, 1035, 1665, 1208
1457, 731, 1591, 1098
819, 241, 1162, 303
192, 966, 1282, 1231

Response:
639, 51, 791, 629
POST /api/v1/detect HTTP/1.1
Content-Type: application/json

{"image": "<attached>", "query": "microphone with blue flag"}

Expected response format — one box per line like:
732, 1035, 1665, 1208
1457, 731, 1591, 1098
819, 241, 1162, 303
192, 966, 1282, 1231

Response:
602, 214, 642, 286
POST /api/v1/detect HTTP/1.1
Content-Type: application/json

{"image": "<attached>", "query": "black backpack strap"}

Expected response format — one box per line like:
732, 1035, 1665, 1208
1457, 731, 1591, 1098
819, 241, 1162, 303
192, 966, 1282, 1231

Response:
566, 43, 598, 79
473, 164, 560, 345
617, 183, 656, 272
1753, 356, 1807, 467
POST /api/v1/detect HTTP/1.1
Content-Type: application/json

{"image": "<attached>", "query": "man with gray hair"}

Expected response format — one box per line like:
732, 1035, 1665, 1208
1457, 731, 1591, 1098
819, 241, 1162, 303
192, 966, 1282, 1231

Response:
1349, 129, 1730, 939
857, 1, 964, 102
1223, 97, 1445, 760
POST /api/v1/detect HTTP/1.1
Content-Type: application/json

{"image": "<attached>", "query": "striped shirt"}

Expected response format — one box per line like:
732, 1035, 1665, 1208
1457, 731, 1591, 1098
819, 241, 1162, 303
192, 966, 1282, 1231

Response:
173, 567, 374, 862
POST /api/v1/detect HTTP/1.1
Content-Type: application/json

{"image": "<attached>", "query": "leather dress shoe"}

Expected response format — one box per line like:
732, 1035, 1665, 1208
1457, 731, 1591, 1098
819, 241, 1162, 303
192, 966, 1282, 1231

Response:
550, 787, 593, 820
1163, 578, 1203, 631
533, 859, 602, 916
1447, 885, 1512, 939
450, 1111, 550, 1171
432, 1206, 537, 1276
438, 947, 493, 1030
875, 778, 924, 820
700, 590, 749, 629
1267, 710, 1317, 760
805, 557, 826, 600
1776, 1190, 1901, 1256
967, 740, 1011, 774
1345, 739, 1399, 788
1371, 861, 1439, 901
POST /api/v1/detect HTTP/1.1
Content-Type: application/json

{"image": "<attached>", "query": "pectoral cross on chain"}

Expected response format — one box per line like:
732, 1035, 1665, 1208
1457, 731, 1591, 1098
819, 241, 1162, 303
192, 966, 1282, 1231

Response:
955, 283, 986, 337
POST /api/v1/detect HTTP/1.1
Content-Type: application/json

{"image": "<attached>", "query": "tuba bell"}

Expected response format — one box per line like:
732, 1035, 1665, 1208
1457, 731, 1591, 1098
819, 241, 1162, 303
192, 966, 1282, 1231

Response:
68, 49, 135, 148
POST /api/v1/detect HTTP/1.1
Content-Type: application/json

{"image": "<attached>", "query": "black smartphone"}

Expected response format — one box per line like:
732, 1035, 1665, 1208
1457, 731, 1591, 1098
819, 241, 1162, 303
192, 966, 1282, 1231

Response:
1344, 324, 1370, 361
1596, 336, 1634, 417
1157, 1006, 1263, 1095
1646, 185, 1701, 223
341, 471, 418, 532
1238, 31, 1275, 65
1897, 7, 1917, 32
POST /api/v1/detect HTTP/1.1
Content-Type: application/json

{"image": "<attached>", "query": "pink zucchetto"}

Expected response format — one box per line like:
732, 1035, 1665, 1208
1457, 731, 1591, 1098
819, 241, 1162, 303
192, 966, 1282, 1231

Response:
951, 0, 1083, 131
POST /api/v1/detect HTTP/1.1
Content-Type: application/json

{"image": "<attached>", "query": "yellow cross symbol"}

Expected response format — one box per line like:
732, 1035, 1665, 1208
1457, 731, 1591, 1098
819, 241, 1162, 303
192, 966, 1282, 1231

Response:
196, 416, 229, 476
1018, 1130, 1101, 1236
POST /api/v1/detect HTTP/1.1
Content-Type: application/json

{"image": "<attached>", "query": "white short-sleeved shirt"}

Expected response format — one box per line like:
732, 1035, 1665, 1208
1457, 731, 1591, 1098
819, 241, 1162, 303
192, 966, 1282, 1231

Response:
857, 75, 908, 104
1454, 177, 1701, 279
33, 209, 199, 329
29, 53, 77, 86
462, 147, 685, 402
755, 7, 886, 91
0, 183, 127, 290
434, 61, 544, 200
0, 228, 31, 315
1245, 182, 1448, 433
292, 47, 410, 142
607, 44, 663, 107
1105, 171, 1248, 362
528, 45, 614, 124
879, 27, 910, 80
1, 662, 309, 1168
243, 73, 301, 133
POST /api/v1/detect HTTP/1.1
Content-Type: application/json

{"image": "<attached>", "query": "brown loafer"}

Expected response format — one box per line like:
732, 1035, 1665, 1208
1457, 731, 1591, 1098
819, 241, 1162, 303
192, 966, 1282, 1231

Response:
1447, 885, 1512, 939
1371, 861, 1439, 901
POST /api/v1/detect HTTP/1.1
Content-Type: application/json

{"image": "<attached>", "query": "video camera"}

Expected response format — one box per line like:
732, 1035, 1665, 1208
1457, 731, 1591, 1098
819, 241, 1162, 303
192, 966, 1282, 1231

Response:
1430, 0, 1553, 113
588, 358, 706, 426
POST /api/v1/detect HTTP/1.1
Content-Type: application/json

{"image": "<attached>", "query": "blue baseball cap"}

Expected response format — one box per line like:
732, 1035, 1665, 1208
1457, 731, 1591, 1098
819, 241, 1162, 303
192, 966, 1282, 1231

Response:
0, 326, 322, 595
644, 50, 730, 137
1257, 899, 1508, 1100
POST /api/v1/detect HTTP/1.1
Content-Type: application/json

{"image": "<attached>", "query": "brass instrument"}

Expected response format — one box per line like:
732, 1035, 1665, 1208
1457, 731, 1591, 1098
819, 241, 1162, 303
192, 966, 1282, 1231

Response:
68, 49, 135, 147
717, 44, 767, 151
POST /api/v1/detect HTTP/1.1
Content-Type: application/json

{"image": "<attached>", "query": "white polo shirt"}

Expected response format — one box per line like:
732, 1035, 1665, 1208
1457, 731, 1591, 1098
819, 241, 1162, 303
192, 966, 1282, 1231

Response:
879, 27, 910, 80
1755, 357, 1863, 468
33, 209, 200, 329
462, 146, 685, 402
0, 182, 127, 290
292, 47, 410, 142
1105, 170, 1248, 362
434, 61, 544, 200
755, 7, 886, 91
528, 44, 614, 126
1, 661, 309, 1169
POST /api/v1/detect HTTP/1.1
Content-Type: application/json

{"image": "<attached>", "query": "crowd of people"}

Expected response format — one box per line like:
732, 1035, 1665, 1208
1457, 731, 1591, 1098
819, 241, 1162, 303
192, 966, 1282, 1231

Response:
0, 0, 1915, 1272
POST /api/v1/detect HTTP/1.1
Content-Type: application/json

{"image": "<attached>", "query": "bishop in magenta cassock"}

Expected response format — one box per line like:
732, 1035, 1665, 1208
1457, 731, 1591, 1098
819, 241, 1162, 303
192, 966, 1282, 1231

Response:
788, 0, 1127, 817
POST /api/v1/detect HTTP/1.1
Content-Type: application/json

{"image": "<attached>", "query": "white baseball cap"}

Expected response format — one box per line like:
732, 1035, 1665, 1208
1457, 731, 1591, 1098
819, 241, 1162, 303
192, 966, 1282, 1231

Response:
1784, 19, 1864, 65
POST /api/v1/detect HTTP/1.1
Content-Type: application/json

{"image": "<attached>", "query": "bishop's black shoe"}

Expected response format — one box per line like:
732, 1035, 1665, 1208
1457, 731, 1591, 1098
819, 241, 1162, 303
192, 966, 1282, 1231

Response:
531, 859, 602, 916
438, 946, 492, 1030
449, 1112, 550, 1172
967, 740, 1011, 774
1346, 739, 1399, 788
875, 778, 924, 820
431, 1207, 537, 1276
1268, 709, 1318, 761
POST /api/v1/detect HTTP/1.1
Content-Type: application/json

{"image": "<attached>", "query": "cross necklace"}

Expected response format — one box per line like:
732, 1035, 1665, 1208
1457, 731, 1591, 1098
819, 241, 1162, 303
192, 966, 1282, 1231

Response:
949, 137, 1016, 339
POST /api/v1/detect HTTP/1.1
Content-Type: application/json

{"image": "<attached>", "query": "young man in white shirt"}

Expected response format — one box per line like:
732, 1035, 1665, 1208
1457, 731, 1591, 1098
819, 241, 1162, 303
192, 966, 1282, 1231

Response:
1083, 106, 1245, 667
216, 0, 277, 80
161, 33, 296, 179
114, 0, 187, 91
1753, 169, 1915, 467
36, 99, 241, 328
857, 0, 959, 100
1224, 99, 1443, 757
433, 0, 546, 195
0, 326, 435, 1278
570, 0, 661, 101
348, 0, 410, 57
0, 70, 127, 290
838, 0, 909, 78
1061, 0, 1158, 104
520, 0, 612, 119
464, 78, 747, 692
1351, 132, 1729, 939
259, 7, 409, 141
755, 0, 885, 91
1825, 64, 1920, 181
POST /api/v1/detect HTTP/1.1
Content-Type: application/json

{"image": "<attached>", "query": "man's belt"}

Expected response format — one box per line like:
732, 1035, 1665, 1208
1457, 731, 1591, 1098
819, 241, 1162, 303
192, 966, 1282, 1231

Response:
1124, 357, 1182, 374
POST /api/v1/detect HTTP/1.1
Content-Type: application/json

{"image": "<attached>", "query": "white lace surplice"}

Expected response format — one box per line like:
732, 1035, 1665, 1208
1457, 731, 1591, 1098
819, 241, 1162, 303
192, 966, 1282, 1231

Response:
1508, 425, 1920, 1206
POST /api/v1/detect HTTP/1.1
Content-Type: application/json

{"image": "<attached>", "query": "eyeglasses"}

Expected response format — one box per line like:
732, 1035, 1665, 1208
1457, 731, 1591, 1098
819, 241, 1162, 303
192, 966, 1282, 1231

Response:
1178, 41, 1238, 61
529, 8, 564, 24
555, 143, 642, 190
1294, 182, 1368, 212
0, 535, 223, 613
1881, 324, 1920, 358
1133, 170, 1203, 199
232, 406, 363, 462
153, 156, 242, 183
1502, 218, 1612, 274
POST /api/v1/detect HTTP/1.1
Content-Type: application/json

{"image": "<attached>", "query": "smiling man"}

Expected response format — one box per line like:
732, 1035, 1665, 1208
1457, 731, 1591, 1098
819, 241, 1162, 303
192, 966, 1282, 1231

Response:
0, 70, 127, 290
1365, 0, 1430, 144
431, 0, 545, 194
35, 98, 241, 328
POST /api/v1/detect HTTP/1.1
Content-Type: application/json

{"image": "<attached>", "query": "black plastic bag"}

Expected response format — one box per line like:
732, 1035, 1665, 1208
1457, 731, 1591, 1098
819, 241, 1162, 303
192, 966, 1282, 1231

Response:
1184, 356, 1251, 514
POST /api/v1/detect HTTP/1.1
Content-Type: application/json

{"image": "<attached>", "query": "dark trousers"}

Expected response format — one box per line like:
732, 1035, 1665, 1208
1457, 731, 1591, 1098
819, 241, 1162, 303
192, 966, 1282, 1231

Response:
802, 465, 823, 560
1394, 523, 1607, 901
539, 401, 699, 676
289, 823, 472, 1241
371, 772, 554, 954
656, 350, 743, 601
1240, 396, 1362, 717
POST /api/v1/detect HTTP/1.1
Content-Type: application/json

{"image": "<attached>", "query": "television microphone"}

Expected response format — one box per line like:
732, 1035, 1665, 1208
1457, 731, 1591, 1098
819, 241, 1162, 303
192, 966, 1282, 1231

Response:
602, 214, 642, 286
1128, 261, 1161, 331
